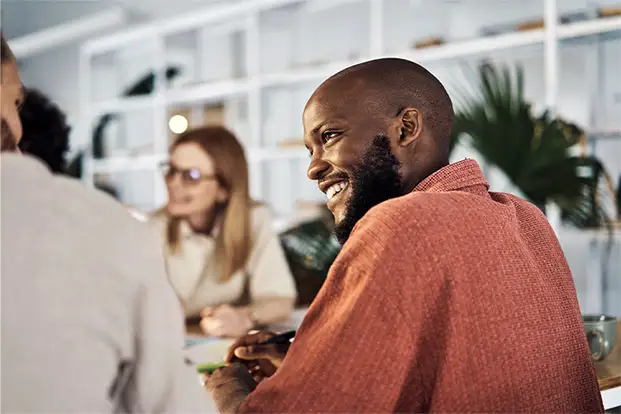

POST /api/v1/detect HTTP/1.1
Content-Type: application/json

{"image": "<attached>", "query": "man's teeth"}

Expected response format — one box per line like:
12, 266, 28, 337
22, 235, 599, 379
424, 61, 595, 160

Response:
326, 182, 348, 200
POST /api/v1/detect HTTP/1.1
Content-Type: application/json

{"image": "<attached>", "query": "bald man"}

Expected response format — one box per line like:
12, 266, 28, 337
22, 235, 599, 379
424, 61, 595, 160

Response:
208, 58, 603, 413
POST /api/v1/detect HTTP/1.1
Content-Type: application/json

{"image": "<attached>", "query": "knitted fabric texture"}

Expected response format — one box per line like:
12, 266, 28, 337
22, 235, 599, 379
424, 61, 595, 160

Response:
240, 159, 603, 413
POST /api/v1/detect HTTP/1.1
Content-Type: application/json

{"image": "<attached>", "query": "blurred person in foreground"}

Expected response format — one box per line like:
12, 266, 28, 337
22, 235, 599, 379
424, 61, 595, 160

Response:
18, 87, 70, 172
207, 58, 603, 413
15, 87, 122, 200
1, 35, 23, 152
150, 126, 296, 338
1, 35, 211, 413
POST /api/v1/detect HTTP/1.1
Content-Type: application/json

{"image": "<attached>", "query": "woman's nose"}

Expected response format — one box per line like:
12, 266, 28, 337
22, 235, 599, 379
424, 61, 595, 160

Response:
166, 173, 184, 190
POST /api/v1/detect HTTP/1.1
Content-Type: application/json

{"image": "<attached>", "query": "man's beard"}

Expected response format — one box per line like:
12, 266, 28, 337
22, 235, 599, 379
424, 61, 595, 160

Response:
334, 135, 404, 245
1, 119, 18, 152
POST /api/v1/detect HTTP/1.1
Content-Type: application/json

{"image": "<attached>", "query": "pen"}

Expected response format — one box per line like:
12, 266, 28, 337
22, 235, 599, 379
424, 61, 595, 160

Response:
262, 330, 296, 345
184, 330, 297, 373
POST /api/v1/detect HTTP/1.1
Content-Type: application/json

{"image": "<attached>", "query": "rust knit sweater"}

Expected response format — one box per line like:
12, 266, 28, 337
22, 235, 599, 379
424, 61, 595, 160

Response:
239, 159, 603, 413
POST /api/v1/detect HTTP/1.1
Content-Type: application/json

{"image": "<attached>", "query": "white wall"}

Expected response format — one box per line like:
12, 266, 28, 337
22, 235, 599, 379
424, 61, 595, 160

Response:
14, 0, 621, 314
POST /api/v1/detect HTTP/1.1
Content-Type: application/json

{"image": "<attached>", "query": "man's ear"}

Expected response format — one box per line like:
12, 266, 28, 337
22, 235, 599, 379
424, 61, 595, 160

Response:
397, 107, 422, 147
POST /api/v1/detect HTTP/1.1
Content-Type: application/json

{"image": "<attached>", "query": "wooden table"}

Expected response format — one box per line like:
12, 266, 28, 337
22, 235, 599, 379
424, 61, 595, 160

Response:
596, 321, 621, 410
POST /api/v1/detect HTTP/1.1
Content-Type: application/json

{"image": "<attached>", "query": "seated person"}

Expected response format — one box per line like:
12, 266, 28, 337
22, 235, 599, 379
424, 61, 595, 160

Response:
150, 126, 297, 338
206, 58, 603, 413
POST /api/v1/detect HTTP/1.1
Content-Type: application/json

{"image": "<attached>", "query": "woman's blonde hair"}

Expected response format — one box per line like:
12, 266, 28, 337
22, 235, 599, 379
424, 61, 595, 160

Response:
166, 126, 252, 283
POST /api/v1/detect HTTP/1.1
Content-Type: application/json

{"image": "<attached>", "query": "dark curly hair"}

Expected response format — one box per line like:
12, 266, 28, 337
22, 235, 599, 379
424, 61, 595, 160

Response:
18, 88, 71, 173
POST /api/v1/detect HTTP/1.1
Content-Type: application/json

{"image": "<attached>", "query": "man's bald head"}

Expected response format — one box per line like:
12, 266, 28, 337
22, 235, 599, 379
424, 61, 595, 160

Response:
308, 58, 454, 155
303, 58, 454, 244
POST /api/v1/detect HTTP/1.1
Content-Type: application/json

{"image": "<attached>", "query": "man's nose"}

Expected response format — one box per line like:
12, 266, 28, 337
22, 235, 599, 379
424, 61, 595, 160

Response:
307, 155, 330, 181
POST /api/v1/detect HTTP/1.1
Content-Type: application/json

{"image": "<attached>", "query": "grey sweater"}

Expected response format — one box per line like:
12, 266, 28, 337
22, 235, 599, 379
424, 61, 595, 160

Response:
1, 154, 212, 413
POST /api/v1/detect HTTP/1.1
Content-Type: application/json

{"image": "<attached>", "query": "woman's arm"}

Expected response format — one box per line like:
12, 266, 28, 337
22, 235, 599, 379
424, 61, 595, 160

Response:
241, 296, 295, 326
246, 207, 298, 325
200, 297, 295, 338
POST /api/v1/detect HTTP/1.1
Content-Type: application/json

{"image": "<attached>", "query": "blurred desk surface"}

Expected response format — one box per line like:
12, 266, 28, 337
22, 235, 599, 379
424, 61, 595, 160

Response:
596, 321, 621, 410
185, 307, 308, 337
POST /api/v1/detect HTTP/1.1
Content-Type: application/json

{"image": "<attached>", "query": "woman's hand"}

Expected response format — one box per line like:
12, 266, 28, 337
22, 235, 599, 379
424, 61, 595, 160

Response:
200, 304, 253, 338
225, 331, 290, 382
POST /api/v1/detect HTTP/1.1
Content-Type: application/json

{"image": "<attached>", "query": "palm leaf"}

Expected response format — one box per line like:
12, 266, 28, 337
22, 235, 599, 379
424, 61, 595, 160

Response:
450, 63, 610, 229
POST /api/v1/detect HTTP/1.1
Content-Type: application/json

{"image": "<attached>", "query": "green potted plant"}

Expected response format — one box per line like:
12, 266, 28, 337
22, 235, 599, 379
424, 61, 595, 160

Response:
450, 63, 616, 229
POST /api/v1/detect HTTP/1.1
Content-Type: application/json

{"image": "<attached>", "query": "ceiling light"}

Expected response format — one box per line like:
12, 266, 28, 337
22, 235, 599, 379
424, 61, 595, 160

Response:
168, 114, 188, 134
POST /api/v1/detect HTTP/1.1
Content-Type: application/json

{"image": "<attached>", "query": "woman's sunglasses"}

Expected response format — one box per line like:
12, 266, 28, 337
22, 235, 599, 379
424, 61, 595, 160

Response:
161, 162, 218, 185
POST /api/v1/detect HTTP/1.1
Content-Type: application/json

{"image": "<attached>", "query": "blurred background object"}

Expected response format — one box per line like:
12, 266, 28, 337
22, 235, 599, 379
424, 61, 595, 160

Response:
279, 203, 340, 306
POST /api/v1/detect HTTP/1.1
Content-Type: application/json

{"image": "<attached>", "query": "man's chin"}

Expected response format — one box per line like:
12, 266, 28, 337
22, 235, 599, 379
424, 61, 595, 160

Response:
333, 216, 354, 246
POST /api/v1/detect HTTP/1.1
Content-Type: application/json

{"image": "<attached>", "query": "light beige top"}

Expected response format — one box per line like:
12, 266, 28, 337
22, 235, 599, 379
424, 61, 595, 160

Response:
149, 205, 297, 319
1, 154, 212, 413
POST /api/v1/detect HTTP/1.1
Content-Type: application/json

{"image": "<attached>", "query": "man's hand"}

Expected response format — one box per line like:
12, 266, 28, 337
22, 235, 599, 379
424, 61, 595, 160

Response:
225, 331, 290, 382
206, 363, 256, 413
200, 305, 253, 338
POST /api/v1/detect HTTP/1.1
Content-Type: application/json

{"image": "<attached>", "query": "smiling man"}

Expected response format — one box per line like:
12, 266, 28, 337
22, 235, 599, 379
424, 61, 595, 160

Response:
208, 58, 603, 413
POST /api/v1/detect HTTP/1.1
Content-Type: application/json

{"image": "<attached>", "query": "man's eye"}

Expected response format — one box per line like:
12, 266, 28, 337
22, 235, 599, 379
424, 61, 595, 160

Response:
321, 131, 340, 142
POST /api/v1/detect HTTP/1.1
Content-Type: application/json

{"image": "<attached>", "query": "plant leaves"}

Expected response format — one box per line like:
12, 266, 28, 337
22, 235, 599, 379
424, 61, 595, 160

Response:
449, 62, 612, 229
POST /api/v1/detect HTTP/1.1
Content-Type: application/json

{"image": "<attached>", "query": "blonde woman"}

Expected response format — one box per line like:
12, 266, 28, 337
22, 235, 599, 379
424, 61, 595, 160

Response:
150, 126, 297, 338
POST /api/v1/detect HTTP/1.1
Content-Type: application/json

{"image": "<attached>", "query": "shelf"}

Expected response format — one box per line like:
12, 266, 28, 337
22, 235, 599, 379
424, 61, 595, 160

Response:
404, 29, 545, 63
91, 79, 250, 116
90, 95, 163, 117
88, 147, 308, 174
83, 0, 305, 55
88, 16, 621, 111
248, 147, 308, 162
558, 15, 621, 39
87, 153, 167, 174
260, 61, 354, 88
167, 78, 250, 106
587, 130, 621, 141
259, 17, 621, 89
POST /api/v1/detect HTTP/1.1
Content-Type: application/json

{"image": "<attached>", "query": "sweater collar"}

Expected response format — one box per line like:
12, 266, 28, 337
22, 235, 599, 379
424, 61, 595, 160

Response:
414, 159, 490, 195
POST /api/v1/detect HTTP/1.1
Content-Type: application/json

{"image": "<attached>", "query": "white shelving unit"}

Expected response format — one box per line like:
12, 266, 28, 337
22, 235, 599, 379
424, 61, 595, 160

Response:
79, 0, 621, 218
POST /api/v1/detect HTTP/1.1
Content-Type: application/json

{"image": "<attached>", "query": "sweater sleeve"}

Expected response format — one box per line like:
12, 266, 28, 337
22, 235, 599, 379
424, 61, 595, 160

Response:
238, 206, 433, 413
124, 226, 213, 413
